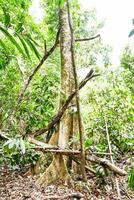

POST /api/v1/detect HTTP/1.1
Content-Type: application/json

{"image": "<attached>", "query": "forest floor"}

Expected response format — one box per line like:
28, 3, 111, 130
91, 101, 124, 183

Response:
0, 165, 134, 200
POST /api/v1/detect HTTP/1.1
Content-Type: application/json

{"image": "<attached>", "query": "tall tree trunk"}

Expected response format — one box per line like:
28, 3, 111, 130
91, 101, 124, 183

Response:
36, 1, 76, 186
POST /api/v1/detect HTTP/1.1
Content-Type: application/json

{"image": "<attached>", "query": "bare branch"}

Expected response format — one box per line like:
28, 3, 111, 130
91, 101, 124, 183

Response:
44, 39, 47, 54
43, 193, 84, 199
34, 147, 81, 155
105, 116, 121, 199
75, 34, 100, 42
18, 29, 60, 104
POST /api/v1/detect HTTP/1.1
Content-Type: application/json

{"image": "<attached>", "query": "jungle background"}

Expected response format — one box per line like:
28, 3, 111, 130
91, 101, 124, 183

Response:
0, 0, 134, 199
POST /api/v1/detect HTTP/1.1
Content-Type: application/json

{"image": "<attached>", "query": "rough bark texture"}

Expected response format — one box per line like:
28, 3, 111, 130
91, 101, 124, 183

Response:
36, 2, 76, 186
58, 2, 75, 149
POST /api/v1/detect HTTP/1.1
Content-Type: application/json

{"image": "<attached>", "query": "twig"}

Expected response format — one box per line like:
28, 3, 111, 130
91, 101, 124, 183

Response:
44, 39, 47, 54
75, 34, 100, 42
105, 116, 121, 200
92, 152, 113, 156
44, 192, 84, 199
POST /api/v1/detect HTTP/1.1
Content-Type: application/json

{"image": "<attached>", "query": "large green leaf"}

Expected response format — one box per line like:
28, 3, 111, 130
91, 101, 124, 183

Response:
27, 35, 41, 47
0, 26, 25, 57
16, 33, 30, 59
0, 39, 8, 53
25, 37, 41, 60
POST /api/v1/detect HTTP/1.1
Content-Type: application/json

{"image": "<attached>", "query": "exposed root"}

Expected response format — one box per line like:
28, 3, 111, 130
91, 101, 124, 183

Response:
36, 154, 72, 187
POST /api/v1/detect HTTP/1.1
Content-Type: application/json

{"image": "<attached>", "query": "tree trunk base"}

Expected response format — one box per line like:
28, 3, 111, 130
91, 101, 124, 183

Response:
36, 154, 72, 187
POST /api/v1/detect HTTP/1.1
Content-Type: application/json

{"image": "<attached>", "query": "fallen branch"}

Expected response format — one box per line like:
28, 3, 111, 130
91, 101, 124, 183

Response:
86, 154, 127, 176
34, 69, 99, 137
29, 137, 80, 155
34, 147, 81, 155
29, 137, 126, 176
28, 137, 58, 149
44, 192, 84, 199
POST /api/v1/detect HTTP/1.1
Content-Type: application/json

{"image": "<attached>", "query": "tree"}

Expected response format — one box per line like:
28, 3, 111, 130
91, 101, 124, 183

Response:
36, 0, 81, 186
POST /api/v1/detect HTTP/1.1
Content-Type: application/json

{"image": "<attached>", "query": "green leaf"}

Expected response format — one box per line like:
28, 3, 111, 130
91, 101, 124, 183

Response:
59, 0, 65, 7
25, 38, 41, 59
0, 39, 8, 53
27, 35, 41, 47
49, 0, 65, 6
0, 26, 25, 57
2, 6, 10, 27
128, 29, 134, 37
129, 168, 134, 190
85, 138, 93, 147
16, 34, 30, 59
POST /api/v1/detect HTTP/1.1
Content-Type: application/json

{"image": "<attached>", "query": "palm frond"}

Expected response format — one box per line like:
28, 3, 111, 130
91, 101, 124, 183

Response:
25, 37, 41, 60
0, 26, 25, 57
16, 33, 30, 59
0, 39, 8, 53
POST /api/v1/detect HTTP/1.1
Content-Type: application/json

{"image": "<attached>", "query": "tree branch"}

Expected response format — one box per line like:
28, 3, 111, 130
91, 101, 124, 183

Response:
43, 193, 84, 199
29, 138, 127, 176
18, 29, 60, 104
33, 69, 99, 137
75, 34, 100, 42
67, 0, 87, 181
86, 154, 127, 176
17, 31, 100, 104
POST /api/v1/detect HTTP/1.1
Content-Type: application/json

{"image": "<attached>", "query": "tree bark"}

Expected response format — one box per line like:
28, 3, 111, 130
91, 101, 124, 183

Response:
36, 1, 75, 186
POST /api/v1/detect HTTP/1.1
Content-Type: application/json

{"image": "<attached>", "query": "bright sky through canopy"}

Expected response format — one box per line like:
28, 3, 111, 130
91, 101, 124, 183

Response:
79, 0, 134, 66
30, 0, 134, 66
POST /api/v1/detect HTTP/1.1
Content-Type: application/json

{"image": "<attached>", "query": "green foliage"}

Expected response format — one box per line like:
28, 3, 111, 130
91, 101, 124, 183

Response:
0, 26, 25, 57
82, 67, 134, 154
3, 138, 25, 154
129, 168, 134, 190
0, 1, 133, 186
1, 138, 40, 167
49, 0, 65, 6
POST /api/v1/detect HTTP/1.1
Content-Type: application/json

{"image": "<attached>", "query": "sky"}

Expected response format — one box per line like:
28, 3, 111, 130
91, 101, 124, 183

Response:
29, 0, 134, 66
79, 0, 134, 66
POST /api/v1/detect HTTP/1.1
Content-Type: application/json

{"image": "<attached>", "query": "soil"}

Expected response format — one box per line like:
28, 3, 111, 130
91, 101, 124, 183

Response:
0, 165, 133, 200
